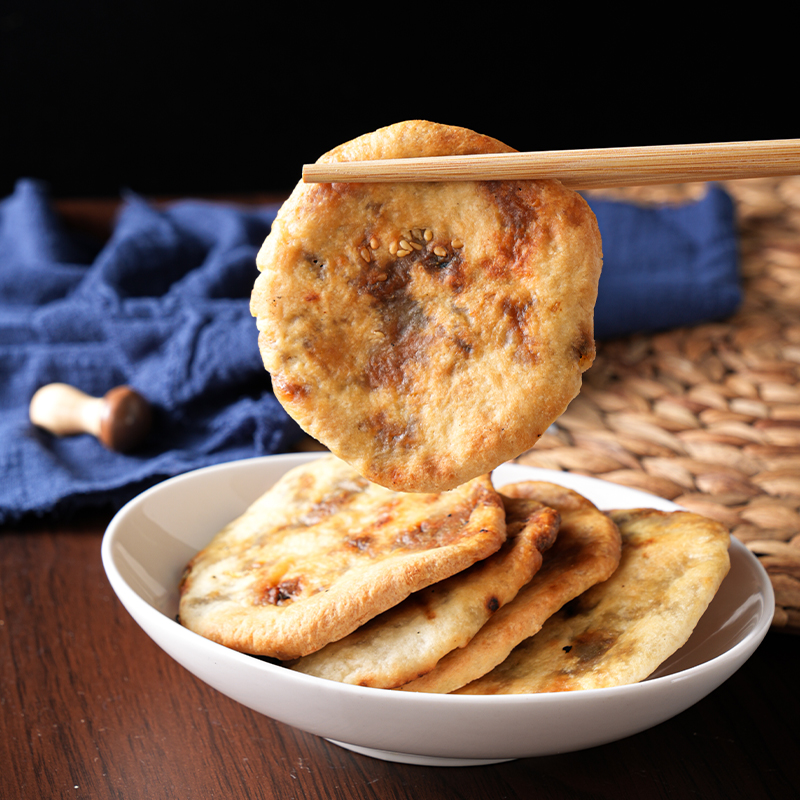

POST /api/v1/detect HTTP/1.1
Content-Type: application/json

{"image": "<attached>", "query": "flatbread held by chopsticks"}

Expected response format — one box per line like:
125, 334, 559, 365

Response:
251, 120, 603, 493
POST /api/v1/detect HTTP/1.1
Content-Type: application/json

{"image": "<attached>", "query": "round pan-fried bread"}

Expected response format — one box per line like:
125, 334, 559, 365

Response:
400, 481, 621, 694
455, 508, 731, 695
251, 120, 603, 493
286, 496, 559, 687
178, 455, 506, 661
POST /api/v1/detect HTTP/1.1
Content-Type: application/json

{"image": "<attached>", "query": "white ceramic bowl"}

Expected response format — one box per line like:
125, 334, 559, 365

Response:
102, 453, 774, 766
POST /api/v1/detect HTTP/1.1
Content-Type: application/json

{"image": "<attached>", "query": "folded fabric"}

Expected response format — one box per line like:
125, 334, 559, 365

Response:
0, 180, 302, 523
0, 179, 741, 523
589, 186, 741, 339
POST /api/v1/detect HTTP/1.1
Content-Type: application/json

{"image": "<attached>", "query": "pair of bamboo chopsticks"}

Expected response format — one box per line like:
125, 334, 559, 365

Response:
302, 139, 800, 189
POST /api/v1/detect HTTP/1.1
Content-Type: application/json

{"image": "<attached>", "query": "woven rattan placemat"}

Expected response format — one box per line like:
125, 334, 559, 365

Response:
517, 177, 800, 634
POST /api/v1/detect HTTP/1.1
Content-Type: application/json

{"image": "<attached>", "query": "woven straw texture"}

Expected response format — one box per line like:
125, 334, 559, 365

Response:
517, 178, 800, 634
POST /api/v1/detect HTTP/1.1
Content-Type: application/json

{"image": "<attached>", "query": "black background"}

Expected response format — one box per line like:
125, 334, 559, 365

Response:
3, 3, 793, 199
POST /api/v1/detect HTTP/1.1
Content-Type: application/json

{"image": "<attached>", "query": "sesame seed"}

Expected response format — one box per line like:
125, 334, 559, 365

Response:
369, 237, 379, 249
376, 273, 388, 281
360, 247, 371, 262
424, 229, 433, 241
409, 241, 423, 251
399, 239, 411, 250
451, 238, 464, 249
389, 241, 398, 255
433, 246, 447, 257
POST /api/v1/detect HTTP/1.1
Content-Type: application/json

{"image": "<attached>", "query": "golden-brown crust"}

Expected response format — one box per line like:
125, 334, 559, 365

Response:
251, 121, 603, 492
454, 508, 731, 695
400, 481, 621, 694
178, 455, 506, 660
286, 496, 559, 687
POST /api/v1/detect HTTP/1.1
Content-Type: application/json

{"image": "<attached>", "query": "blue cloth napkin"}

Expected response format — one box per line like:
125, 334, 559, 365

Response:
0, 180, 302, 523
589, 187, 741, 339
0, 179, 741, 523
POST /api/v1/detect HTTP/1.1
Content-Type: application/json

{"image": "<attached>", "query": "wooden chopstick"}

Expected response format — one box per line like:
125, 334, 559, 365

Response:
302, 139, 800, 189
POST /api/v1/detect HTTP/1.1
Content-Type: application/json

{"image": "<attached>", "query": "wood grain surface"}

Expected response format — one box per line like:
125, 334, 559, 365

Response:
1, 512, 798, 800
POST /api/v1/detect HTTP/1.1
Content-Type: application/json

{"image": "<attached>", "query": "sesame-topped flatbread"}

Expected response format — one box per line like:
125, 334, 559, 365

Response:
178, 455, 506, 661
400, 481, 621, 694
251, 120, 603, 493
454, 508, 731, 695
287, 496, 559, 687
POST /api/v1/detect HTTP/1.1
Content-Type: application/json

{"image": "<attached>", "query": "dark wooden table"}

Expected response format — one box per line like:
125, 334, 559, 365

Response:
1, 510, 798, 800
2, 196, 799, 799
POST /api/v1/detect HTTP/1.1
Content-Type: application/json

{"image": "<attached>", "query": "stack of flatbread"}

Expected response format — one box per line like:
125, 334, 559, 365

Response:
181, 119, 732, 693
179, 455, 731, 694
